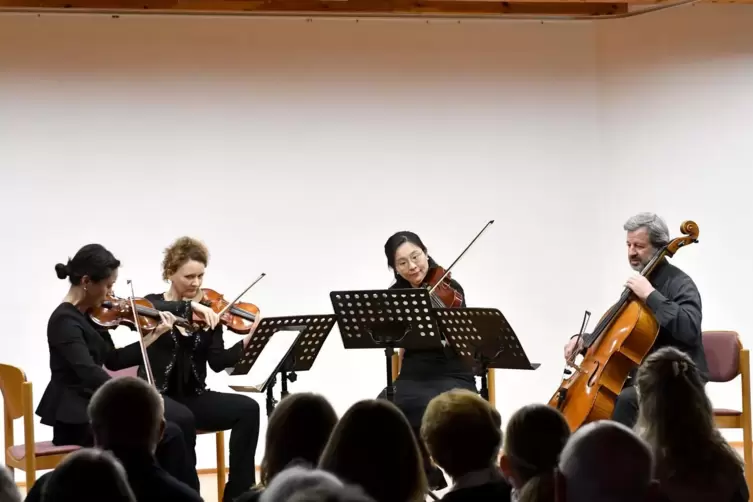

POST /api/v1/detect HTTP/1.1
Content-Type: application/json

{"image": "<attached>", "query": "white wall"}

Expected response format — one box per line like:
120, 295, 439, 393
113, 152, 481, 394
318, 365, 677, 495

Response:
0, 2, 751, 479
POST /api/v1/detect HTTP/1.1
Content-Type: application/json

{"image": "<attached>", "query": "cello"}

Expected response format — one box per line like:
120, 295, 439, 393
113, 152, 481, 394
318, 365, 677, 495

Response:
548, 220, 699, 431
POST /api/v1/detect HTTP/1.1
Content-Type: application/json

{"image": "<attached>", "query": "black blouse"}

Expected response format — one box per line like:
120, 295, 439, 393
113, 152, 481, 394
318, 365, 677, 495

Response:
140, 293, 244, 398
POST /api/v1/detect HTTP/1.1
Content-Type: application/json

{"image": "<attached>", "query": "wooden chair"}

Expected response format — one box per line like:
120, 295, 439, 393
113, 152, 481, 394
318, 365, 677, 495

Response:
391, 353, 496, 407
0, 363, 80, 491
702, 331, 752, 489
105, 366, 228, 502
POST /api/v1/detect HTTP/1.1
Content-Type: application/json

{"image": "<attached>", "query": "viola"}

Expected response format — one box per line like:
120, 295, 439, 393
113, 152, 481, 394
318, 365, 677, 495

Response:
198, 288, 260, 334
423, 266, 464, 308
548, 220, 700, 431
90, 293, 198, 334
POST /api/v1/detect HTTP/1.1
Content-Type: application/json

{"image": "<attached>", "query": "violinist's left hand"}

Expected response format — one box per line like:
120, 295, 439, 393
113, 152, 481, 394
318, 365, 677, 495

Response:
242, 315, 263, 348
151, 311, 177, 340
625, 275, 655, 301
191, 302, 220, 330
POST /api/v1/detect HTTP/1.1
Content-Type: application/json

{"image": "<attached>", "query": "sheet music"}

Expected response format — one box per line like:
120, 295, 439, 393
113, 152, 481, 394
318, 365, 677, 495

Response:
227, 329, 301, 392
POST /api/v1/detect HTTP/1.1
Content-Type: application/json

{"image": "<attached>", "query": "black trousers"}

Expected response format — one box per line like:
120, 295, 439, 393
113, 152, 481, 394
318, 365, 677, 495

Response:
611, 385, 639, 428
163, 390, 261, 502
52, 419, 198, 491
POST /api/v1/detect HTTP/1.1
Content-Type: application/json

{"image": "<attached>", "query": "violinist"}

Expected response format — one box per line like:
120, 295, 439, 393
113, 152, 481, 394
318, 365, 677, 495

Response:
381, 231, 478, 490
563, 212, 708, 428
35, 243, 211, 491
142, 236, 262, 502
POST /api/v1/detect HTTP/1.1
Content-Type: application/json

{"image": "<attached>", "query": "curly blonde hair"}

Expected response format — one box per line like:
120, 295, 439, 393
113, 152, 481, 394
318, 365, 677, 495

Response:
161, 237, 209, 280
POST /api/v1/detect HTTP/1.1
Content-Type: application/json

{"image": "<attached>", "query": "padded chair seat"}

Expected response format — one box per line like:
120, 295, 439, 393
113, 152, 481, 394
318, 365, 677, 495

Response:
8, 442, 80, 461
714, 408, 743, 417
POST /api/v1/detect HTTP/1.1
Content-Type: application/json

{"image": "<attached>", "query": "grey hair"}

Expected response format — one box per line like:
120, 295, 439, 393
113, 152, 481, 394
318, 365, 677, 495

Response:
624, 213, 670, 248
0, 465, 22, 502
558, 420, 654, 502
260, 465, 344, 502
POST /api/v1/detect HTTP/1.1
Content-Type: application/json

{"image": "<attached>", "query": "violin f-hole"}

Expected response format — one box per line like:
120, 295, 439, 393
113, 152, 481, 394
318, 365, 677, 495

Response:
587, 361, 601, 387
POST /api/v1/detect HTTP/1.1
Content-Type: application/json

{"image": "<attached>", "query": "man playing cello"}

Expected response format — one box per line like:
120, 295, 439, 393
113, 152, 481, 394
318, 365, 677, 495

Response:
563, 212, 709, 427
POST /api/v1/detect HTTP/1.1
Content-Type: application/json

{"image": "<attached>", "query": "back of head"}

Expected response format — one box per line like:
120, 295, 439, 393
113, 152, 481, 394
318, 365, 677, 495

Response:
503, 404, 570, 500
41, 448, 135, 502
319, 399, 426, 502
0, 464, 21, 502
636, 347, 743, 488
286, 482, 377, 502
87, 376, 164, 452
55, 244, 120, 285
259, 465, 343, 502
558, 420, 653, 502
261, 392, 339, 485
421, 389, 502, 479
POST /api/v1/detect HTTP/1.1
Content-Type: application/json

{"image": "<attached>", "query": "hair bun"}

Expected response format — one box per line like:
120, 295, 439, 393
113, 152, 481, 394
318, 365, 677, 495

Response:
55, 262, 69, 280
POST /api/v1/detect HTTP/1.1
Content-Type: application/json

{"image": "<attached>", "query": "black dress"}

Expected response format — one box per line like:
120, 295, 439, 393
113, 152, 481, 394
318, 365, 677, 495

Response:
383, 277, 478, 428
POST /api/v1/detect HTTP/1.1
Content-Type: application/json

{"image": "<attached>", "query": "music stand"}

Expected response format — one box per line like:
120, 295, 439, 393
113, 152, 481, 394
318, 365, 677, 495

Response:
228, 315, 336, 416
329, 288, 445, 403
433, 307, 539, 401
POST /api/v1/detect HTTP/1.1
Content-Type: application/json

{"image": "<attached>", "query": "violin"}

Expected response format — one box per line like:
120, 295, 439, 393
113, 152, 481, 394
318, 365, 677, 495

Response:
90, 293, 199, 334
422, 220, 494, 309
198, 288, 260, 334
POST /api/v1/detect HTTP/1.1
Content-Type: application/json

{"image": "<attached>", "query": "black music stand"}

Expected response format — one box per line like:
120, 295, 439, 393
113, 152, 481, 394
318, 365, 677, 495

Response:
228, 315, 336, 416
329, 288, 445, 403
433, 307, 539, 401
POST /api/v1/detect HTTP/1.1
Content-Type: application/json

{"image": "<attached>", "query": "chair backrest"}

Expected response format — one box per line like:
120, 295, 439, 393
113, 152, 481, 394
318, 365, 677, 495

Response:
0, 363, 27, 420
702, 331, 741, 382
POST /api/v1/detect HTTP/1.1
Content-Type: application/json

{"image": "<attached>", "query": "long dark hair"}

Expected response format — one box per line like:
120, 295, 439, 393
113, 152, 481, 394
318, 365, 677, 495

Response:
383, 231, 438, 287
636, 347, 743, 492
55, 244, 120, 285
260, 393, 338, 487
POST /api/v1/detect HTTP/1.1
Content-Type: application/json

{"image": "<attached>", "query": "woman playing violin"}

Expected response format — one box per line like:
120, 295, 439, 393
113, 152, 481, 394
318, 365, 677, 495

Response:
142, 236, 263, 502
382, 231, 478, 489
35, 244, 209, 491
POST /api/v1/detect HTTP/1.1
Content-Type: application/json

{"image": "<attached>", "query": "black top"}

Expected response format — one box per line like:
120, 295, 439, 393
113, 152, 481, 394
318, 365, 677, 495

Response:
643, 259, 708, 378
390, 273, 475, 382
36, 302, 144, 426
25, 447, 204, 502
140, 293, 244, 398
440, 480, 512, 502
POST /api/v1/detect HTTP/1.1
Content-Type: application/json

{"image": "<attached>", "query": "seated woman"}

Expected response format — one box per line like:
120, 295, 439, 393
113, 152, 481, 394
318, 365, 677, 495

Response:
381, 231, 478, 489
635, 346, 748, 502
498, 404, 570, 502
421, 389, 511, 502
236, 392, 339, 502
319, 399, 427, 502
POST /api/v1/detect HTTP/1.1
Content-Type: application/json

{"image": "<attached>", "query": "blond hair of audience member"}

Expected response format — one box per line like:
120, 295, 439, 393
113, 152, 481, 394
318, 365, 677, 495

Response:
0, 464, 22, 502
41, 448, 136, 502
87, 376, 165, 452
555, 420, 656, 502
421, 389, 502, 480
499, 404, 570, 502
319, 399, 426, 502
636, 346, 745, 501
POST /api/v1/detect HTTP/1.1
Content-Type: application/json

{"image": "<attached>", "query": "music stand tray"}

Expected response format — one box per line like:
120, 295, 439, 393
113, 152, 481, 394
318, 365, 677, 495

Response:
433, 307, 539, 401
228, 315, 336, 416
329, 288, 445, 402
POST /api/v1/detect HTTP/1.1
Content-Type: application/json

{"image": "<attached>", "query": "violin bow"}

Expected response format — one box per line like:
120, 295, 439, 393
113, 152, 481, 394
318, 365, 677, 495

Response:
216, 272, 266, 318
126, 279, 156, 387
427, 219, 495, 296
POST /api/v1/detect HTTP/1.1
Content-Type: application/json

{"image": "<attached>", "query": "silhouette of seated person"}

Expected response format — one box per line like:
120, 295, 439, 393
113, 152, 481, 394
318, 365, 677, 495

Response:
26, 376, 203, 502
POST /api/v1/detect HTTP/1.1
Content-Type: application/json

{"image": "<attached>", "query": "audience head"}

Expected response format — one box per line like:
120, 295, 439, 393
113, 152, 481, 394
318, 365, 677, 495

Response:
421, 389, 502, 480
500, 404, 570, 499
259, 465, 344, 502
286, 482, 377, 502
41, 448, 135, 502
556, 420, 655, 502
87, 376, 165, 453
319, 399, 426, 502
0, 464, 21, 502
261, 392, 339, 486
636, 346, 743, 490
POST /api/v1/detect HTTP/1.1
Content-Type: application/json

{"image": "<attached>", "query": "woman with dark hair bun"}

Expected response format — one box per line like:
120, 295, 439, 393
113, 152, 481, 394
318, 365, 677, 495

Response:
381, 231, 478, 489
35, 243, 215, 492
